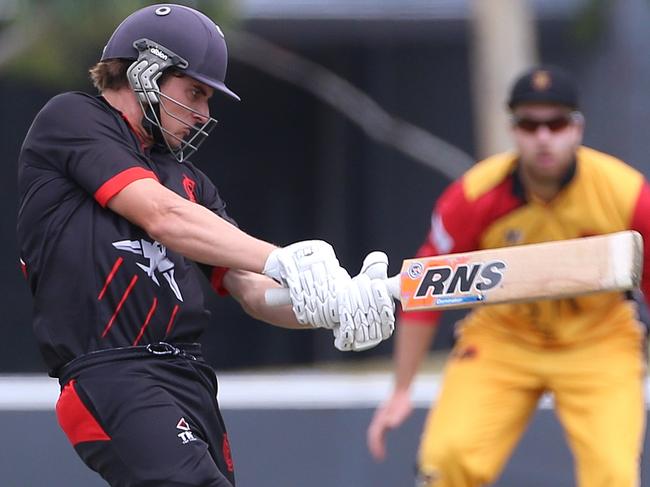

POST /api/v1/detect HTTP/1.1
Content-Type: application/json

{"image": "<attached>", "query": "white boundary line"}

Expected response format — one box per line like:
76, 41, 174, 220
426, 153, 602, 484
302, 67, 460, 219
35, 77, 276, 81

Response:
1, 372, 434, 410
1, 373, 649, 411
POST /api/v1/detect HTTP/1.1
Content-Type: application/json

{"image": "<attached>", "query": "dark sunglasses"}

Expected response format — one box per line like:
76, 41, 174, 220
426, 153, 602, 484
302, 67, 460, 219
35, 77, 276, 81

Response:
512, 111, 583, 133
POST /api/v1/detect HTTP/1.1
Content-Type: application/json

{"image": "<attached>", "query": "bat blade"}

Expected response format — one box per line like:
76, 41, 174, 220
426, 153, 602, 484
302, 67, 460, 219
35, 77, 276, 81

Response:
395, 231, 643, 311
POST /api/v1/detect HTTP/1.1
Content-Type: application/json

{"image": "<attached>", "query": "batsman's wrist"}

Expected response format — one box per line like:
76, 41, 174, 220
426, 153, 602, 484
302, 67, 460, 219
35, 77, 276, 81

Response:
261, 247, 282, 282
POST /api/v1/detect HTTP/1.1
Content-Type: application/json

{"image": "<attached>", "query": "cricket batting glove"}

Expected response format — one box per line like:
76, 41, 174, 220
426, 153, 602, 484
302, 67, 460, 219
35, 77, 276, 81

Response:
263, 240, 349, 329
334, 251, 396, 351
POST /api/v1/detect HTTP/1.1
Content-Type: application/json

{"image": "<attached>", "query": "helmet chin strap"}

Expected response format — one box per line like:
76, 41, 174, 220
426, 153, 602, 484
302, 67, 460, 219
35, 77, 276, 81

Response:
141, 104, 167, 148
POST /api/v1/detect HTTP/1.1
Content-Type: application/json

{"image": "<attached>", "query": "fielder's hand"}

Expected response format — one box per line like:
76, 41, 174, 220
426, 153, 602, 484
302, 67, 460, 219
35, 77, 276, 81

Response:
333, 251, 396, 351
367, 389, 413, 461
263, 240, 349, 329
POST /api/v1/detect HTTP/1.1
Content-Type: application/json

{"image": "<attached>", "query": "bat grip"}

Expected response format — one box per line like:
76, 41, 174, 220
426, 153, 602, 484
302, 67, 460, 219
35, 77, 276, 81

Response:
385, 275, 401, 300
265, 287, 291, 307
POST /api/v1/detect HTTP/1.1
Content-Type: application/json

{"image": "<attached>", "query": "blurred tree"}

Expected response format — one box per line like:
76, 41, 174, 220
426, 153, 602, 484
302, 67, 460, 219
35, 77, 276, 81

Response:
572, 0, 612, 44
0, 0, 473, 184
469, 0, 537, 158
0, 0, 237, 87
0, 0, 474, 176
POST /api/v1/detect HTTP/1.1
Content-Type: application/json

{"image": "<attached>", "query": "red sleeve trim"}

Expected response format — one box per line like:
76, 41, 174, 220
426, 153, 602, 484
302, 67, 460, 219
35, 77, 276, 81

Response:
55, 380, 111, 446
630, 181, 650, 299
399, 309, 441, 326
94, 167, 159, 208
210, 266, 231, 296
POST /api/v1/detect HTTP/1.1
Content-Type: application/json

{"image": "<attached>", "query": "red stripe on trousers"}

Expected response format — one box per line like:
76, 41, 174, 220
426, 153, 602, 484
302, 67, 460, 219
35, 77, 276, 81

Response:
56, 380, 111, 446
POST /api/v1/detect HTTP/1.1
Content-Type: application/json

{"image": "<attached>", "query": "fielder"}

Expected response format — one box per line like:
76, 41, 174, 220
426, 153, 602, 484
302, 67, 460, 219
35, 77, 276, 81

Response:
17, 4, 395, 486
367, 65, 650, 487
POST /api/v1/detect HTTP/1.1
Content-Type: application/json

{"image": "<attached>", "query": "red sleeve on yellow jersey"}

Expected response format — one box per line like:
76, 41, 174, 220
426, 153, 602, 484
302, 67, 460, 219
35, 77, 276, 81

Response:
629, 181, 650, 299
402, 175, 523, 325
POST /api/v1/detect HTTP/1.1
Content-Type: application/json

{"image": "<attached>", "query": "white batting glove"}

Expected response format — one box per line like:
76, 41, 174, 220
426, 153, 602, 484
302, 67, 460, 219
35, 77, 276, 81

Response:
263, 240, 349, 329
334, 251, 396, 351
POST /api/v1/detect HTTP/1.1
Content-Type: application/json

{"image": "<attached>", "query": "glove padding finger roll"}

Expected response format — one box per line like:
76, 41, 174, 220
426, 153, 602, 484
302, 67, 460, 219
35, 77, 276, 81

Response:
263, 240, 349, 329
335, 252, 395, 352
359, 250, 389, 280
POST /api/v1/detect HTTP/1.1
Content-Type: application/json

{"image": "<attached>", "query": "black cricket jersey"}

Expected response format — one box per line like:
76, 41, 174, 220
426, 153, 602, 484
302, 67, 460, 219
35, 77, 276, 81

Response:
17, 92, 235, 375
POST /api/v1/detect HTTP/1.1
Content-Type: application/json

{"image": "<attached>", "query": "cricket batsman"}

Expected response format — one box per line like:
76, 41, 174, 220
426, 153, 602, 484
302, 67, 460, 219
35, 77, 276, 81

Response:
17, 4, 395, 486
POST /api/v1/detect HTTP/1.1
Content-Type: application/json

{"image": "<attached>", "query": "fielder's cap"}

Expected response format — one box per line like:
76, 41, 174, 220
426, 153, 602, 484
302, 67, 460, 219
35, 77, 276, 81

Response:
507, 65, 579, 110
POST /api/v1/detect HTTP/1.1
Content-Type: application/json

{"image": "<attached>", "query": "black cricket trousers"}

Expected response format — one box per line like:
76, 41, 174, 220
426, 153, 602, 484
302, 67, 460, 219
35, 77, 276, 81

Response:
55, 343, 235, 487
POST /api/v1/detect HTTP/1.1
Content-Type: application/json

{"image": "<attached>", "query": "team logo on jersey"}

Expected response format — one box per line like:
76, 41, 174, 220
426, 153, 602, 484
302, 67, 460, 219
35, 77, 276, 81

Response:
415, 467, 440, 486
451, 345, 478, 361
176, 417, 197, 444
504, 228, 524, 245
182, 174, 197, 202
531, 70, 552, 91
112, 239, 184, 301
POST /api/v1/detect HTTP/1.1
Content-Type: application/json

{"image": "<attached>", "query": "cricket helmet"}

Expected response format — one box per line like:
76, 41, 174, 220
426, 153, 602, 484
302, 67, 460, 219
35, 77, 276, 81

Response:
101, 3, 239, 101
101, 4, 239, 162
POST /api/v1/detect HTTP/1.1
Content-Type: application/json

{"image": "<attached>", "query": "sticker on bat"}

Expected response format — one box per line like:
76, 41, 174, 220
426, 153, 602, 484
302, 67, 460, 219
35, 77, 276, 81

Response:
435, 295, 485, 306
414, 260, 506, 298
407, 262, 424, 279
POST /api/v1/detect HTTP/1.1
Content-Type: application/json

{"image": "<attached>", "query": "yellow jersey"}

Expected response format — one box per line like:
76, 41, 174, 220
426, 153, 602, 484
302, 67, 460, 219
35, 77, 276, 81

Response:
407, 146, 650, 347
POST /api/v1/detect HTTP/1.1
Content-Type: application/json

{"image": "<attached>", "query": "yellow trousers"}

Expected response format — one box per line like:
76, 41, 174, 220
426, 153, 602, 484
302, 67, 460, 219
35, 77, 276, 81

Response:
418, 325, 646, 487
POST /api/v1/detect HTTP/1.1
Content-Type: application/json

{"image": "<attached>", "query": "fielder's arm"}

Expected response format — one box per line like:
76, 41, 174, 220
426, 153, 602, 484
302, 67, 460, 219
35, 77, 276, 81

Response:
367, 316, 437, 461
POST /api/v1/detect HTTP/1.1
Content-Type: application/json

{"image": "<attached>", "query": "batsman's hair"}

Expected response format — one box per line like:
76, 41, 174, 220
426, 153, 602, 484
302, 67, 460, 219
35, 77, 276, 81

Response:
89, 59, 131, 92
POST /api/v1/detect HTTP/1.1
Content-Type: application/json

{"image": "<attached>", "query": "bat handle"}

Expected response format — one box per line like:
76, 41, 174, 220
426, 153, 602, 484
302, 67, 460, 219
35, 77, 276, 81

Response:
385, 275, 401, 300
265, 287, 292, 307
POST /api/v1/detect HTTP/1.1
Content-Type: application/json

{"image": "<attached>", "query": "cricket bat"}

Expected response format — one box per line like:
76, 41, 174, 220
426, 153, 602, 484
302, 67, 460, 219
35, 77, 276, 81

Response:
264, 231, 643, 311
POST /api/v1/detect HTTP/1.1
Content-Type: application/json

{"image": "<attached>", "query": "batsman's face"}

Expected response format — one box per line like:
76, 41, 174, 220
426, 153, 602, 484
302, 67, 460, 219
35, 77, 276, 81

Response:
511, 103, 584, 184
158, 74, 214, 149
